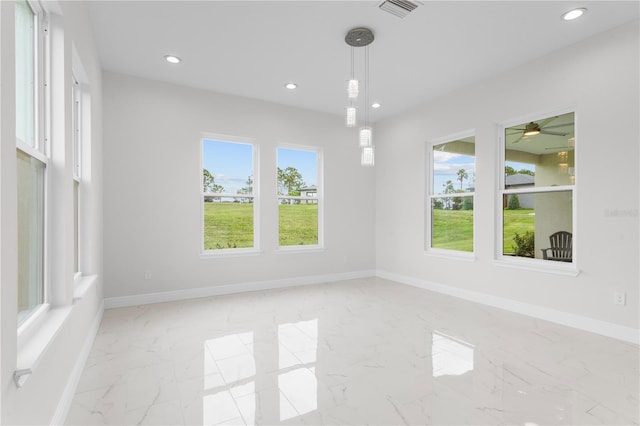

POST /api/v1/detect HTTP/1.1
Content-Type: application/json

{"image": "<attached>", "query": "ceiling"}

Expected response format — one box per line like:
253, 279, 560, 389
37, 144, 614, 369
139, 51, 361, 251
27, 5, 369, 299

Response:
86, 1, 639, 122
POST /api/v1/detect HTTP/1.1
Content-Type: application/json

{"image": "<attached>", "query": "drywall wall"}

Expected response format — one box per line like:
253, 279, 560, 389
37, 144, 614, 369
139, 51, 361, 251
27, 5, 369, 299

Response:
0, 1, 104, 424
375, 20, 639, 331
102, 72, 375, 299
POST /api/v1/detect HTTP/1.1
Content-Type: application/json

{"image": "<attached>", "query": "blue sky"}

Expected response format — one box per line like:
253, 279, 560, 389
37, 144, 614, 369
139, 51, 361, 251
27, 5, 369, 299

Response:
433, 151, 476, 194
202, 139, 317, 194
277, 148, 317, 189
432, 151, 536, 194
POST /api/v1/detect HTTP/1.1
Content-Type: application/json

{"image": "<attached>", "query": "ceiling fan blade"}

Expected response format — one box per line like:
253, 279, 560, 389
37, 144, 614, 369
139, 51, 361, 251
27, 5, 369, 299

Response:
545, 146, 574, 150
542, 122, 574, 130
511, 134, 525, 144
541, 130, 569, 136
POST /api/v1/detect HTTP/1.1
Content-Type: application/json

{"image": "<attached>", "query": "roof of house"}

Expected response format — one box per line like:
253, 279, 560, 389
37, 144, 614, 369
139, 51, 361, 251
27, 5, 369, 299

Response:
505, 173, 535, 186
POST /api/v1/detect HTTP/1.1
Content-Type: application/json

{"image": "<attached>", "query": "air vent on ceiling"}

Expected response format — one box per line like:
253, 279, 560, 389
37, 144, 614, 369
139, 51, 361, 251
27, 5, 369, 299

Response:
378, 0, 420, 18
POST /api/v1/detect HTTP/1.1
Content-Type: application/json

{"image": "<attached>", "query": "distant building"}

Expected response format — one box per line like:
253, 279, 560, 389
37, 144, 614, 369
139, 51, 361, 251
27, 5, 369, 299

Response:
504, 173, 535, 209
298, 185, 318, 204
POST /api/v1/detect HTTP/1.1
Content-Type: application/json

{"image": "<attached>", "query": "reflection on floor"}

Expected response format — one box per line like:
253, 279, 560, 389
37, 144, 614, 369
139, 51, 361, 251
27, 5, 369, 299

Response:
65, 278, 639, 425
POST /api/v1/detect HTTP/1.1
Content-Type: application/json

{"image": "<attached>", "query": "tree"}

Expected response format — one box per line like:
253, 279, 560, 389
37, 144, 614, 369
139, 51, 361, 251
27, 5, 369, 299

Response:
203, 169, 226, 201
456, 168, 468, 190
505, 165, 517, 176
237, 175, 253, 203
507, 194, 521, 210
277, 167, 305, 196
203, 169, 214, 193
518, 168, 535, 176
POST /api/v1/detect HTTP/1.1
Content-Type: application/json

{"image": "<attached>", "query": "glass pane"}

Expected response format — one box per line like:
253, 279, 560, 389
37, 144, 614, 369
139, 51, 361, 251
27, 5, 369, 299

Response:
432, 137, 475, 195
202, 140, 254, 250
503, 190, 573, 261
203, 199, 254, 250
505, 112, 575, 188
74, 180, 79, 273
279, 200, 318, 247
15, 0, 36, 148
277, 148, 319, 247
431, 196, 474, 252
17, 149, 45, 323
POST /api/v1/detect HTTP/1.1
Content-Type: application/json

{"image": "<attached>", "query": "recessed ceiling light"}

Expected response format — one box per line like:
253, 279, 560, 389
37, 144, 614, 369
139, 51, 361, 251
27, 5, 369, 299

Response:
371, 102, 381, 109
561, 8, 587, 21
285, 83, 298, 90
164, 55, 181, 64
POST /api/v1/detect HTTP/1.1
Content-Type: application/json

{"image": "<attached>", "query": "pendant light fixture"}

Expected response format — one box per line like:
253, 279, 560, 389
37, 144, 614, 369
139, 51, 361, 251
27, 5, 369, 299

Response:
345, 27, 375, 166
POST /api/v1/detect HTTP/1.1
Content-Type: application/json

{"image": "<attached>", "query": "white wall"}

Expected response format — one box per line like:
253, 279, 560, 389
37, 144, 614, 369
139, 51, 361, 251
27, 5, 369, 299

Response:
0, 1, 103, 424
375, 21, 639, 331
102, 72, 375, 300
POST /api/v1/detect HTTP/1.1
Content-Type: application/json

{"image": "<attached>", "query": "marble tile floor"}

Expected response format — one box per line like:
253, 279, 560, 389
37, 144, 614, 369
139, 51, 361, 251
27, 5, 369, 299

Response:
65, 278, 639, 425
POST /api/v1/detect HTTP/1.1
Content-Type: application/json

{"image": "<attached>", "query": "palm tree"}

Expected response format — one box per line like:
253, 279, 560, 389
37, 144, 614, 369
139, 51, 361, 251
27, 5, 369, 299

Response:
457, 168, 468, 190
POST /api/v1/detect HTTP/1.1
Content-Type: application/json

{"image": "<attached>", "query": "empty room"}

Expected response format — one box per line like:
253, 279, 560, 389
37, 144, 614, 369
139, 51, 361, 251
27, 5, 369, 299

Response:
1, 1, 638, 425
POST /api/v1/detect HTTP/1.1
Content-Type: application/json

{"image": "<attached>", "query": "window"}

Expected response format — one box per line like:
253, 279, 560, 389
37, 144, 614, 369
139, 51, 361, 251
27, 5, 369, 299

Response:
277, 147, 322, 248
428, 135, 475, 253
501, 112, 575, 262
72, 76, 82, 275
202, 137, 257, 252
16, 0, 47, 325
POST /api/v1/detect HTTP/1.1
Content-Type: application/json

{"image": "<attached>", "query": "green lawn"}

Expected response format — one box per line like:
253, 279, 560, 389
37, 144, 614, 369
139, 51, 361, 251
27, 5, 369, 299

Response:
203, 202, 318, 249
203, 203, 254, 249
204, 202, 533, 253
432, 208, 535, 253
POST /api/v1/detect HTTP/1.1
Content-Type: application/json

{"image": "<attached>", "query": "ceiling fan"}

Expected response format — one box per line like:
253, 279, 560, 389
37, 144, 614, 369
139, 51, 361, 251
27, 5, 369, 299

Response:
507, 116, 574, 144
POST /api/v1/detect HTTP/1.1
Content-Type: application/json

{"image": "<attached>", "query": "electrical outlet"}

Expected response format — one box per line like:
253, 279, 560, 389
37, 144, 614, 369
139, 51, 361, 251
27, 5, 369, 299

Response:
614, 292, 626, 306
144, 270, 152, 280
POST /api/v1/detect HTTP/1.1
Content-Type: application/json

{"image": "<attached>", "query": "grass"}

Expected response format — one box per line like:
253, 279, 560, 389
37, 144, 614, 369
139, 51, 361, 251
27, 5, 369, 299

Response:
204, 202, 533, 253
203, 202, 318, 249
432, 208, 535, 253
203, 203, 254, 249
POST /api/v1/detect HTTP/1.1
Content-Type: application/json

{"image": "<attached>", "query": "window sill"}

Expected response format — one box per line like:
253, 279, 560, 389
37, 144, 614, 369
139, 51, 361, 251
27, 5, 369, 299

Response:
200, 248, 263, 259
275, 246, 325, 254
16, 275, 98, 388
494, 257, 580, 276
16, 305, 72, 387
424, 249, 476, 262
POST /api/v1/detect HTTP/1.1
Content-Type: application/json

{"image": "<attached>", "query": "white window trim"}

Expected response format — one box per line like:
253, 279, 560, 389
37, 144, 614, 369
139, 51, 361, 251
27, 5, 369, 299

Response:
276, 144, 324, 252
200, 133, 260, 256
425, 130, 476, 258
16, 0, 50, 329
496, 107, 578, 275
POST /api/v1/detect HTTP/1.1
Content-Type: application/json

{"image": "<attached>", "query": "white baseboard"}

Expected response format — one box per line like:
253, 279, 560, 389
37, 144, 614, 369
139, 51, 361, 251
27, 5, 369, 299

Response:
104, 270, 376, 309
51, 300, 105, 426
377, 270, 639, 345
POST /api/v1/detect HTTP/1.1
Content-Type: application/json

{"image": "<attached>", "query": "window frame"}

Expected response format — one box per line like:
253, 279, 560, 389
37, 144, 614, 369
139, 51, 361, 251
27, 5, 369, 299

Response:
425, 130, 476, 259
71, 74, 82, 279
16, 0, 50, 330
496, 108, 578, 274
200, 134, 260, 257
276, 144, 324, 252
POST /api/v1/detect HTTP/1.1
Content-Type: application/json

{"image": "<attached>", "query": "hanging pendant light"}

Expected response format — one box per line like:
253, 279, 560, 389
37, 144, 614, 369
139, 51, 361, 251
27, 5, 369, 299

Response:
346, 107, 357, 127
359, 127, 372, 147
345, 27, 375, 166
361, 146, 375, 167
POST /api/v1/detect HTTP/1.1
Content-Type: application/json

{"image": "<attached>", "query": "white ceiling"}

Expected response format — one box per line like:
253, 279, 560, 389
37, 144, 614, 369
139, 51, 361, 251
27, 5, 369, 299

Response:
86, 1, 639, 122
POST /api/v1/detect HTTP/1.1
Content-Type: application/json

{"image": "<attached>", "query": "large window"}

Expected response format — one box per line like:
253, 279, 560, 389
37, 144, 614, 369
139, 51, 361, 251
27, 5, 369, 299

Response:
501, 112, 575, 263
16, 0, 47, 324
428, 135, 475, 253
277, 147, 322, 248
202, 138, 257, 252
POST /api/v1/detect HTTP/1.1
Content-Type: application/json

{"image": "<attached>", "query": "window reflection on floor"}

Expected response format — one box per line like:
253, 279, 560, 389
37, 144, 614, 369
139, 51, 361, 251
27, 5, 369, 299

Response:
432, 331, 474, 377
278, 319, 318, 420
202, 319, 319, 425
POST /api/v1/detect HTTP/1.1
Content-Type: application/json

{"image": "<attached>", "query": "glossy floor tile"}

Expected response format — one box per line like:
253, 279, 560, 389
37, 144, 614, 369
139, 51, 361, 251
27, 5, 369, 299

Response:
65, 278, 639, 425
